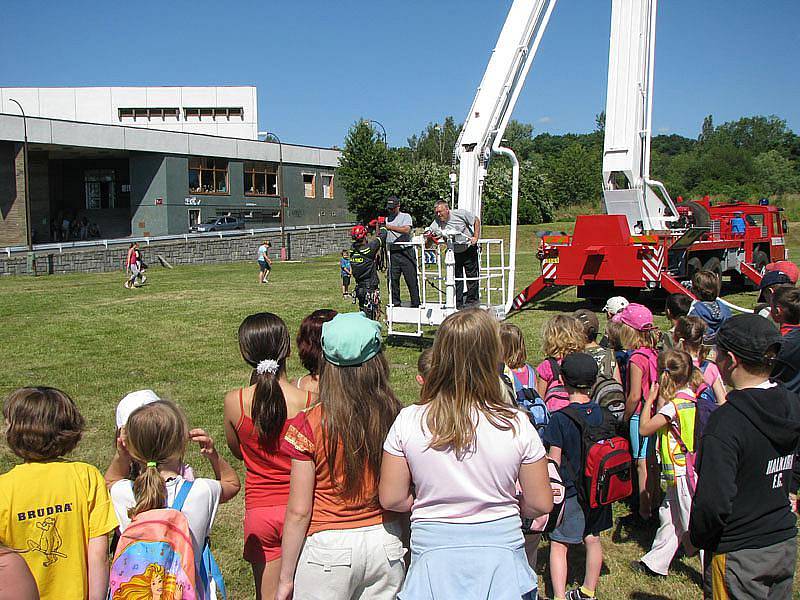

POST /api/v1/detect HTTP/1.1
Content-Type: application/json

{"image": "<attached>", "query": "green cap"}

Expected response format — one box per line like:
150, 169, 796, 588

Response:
322, 312, 383, 366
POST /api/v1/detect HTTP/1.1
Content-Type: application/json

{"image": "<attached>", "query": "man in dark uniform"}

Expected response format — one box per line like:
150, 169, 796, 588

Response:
385, 197, 421, 308
349, 224, 385, 320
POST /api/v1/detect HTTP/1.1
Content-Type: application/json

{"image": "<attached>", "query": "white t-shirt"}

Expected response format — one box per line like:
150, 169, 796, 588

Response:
383, 404, 546, 523
110, 476, 222, 560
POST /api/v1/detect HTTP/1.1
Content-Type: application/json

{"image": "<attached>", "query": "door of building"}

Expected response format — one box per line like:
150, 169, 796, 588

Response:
188, 209, 201, 230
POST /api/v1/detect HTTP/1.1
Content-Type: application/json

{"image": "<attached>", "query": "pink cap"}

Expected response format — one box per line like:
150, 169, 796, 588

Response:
765, 261, 799, 285
613, 303, 655, 331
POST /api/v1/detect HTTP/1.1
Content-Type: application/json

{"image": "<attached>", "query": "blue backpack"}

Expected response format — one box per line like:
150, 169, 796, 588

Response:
694, 361, 719, 448
509, 364, 550, 436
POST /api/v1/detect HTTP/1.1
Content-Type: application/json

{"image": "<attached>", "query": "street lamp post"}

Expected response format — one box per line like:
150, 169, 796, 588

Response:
366, 119, 387, 146
9, 99, 32, 254
259, 131, 286, 260
434, 123, 445, 165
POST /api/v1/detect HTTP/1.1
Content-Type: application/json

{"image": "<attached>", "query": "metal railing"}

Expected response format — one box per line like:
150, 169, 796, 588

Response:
3, 222, 356, 258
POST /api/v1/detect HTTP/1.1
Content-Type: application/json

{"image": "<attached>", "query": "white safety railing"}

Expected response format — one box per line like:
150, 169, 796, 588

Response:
386, 237, 511, 337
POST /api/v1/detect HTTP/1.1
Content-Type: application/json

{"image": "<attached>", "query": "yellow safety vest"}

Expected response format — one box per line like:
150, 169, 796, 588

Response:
659, 391, 696, 484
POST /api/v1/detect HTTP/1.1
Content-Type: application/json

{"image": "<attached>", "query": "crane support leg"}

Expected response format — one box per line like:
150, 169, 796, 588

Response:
740, 261, 763, 286
512, 275, 550, 310
660, 273, 696, 299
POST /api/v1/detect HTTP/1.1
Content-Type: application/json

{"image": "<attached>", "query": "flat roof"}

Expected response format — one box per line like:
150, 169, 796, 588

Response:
0, 113, 340, 168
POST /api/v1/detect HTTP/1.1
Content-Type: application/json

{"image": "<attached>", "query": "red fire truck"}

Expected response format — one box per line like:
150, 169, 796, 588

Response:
512, 197, 789, 309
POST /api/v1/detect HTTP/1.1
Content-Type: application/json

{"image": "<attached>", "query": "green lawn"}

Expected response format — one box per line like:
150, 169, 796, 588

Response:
0, 223, 797, 599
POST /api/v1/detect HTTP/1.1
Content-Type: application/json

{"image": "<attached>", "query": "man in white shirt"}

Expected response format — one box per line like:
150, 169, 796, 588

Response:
385, 197, 421, 307
428, 200, 481, 308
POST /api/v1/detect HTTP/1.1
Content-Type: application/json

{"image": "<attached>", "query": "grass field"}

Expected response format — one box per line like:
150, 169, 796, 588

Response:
1, 223, 798, 599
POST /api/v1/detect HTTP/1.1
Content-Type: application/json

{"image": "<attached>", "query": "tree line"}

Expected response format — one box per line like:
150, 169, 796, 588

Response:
337, 114, 800, 226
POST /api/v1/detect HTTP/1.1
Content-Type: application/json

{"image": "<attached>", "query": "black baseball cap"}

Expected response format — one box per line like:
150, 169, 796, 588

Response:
386, 196, 400, 210
759, 270, 791, 290
560, 352, 599, 389
716, 314, 782, 364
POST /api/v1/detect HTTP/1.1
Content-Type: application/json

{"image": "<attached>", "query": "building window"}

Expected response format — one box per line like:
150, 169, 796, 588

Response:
118, 107, 180, 121
189, 158, 229, 194
183, 107, 244, 120
303, 173, 316, 198
85, 170, 116, 209
244, 162, 279, 196
322, 174, 334, 199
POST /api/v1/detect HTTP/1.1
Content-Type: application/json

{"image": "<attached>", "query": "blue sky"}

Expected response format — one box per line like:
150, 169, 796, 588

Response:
2, 0, 798, 148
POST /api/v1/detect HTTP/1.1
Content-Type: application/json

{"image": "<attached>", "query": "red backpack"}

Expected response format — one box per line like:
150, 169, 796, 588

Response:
560, 404, 633, 508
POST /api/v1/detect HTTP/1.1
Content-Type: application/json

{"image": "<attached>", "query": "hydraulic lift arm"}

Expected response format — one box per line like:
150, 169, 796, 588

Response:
602, 0, 678, 234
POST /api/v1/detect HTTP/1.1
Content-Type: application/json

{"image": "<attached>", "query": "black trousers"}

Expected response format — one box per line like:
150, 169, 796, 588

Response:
389, 249, 421, 307
455, 245, 480, 307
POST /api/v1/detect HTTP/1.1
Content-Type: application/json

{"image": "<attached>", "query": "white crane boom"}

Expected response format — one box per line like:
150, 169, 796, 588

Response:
602, 0, 678, 233
454, 0, 557, 217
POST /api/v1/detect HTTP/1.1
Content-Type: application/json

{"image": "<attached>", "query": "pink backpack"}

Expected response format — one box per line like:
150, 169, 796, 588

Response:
543, 358, 571, 412
109, 481, 199, 600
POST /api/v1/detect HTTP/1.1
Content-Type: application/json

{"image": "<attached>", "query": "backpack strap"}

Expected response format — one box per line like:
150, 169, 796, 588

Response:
171, 480, 194, 512
667, 398, 692, 455
525, 364, 536, 388
546, 357, 561, 383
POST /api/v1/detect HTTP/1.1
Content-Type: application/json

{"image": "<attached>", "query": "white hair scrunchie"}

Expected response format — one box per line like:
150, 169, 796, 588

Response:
256, 359, 279, 376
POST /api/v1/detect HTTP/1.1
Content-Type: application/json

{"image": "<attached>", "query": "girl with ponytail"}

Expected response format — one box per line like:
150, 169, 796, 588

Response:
223, 312, 316, 600
106, 400, 240, 573
636, 350, 703, 576
673, 316, 728, 404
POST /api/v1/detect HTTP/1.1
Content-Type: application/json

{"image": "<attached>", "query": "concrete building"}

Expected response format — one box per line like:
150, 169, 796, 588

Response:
0, 86, 259, 139
0, 87, 352, 247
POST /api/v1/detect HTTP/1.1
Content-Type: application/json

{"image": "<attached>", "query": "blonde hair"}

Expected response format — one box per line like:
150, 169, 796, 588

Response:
657, 350, 704, 409
541, 315, 586, 359
674, 316, 710, 362
619, 322, 660, 350
499, 322, 527, 369
112, 563, 180, 600
420, 309, 517, 457
124, 401, 188, 518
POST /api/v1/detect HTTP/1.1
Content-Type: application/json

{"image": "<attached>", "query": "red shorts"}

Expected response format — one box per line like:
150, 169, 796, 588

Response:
243, 505, 286, 563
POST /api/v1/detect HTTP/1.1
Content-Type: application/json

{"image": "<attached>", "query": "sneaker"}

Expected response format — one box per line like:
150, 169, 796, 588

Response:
565, 589, 594, 600
630, 560, 665, 578
140, 275, 147, 284
124, 281, 131, 289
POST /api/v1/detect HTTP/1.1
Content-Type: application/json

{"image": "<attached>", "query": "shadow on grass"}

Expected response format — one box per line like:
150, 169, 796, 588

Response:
629, 594, 673, 600
611, 514, 659, 553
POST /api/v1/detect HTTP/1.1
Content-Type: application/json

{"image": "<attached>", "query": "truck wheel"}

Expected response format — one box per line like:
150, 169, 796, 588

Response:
684, 201, 711, 228
687, 257, 703, 281
703, 256, 722, 277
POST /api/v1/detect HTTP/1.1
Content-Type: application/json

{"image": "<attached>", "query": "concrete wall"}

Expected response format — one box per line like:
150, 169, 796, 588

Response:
0, 226, 352, 276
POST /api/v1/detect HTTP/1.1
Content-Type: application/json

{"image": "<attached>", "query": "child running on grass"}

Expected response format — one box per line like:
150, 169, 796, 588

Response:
0, 387, 118, 600
636, 350, 701, 577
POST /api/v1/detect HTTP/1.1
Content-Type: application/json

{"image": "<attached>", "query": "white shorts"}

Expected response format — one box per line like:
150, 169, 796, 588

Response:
293, 521, 406, 600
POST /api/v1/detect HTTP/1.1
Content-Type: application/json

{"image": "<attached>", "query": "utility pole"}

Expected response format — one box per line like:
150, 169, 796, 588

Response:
259, 131, 286, 260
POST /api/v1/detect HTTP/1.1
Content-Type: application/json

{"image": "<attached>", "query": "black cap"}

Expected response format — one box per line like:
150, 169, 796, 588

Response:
716, 314, 782, 364
386, 196, 400, 210
759, 270, 791, 290
560, 352, 599, 389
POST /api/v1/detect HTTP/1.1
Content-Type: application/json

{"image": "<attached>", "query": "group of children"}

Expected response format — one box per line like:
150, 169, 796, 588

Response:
1, 263, 799, 600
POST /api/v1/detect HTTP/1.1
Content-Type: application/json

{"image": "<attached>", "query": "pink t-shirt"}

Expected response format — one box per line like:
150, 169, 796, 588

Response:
383, 404, 545, 523
535, 358, 560, 384
693, 358, 722, 388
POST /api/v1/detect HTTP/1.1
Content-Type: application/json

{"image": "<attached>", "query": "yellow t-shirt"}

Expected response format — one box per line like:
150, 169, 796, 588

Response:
0, 461, 118, 600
